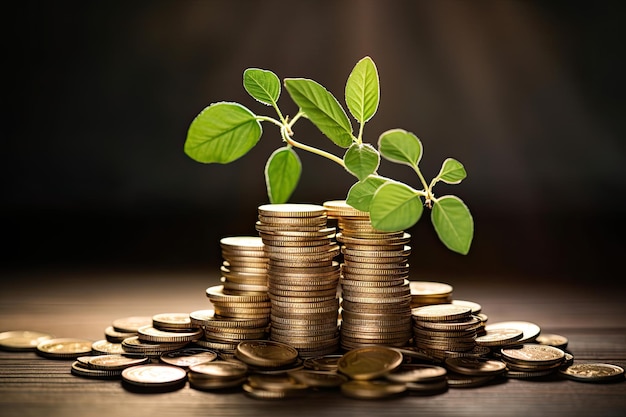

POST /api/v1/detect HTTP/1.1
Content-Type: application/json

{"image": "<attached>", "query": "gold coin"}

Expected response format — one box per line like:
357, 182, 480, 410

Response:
121, 364, 187, 392
112, 316, 153, 333
444, 357, 507, 376
0, 330, 54, 351
558, 363, 625, 382
475, 328, 523, 347
36, 338, 94, 359
535, 333, 569, 349
337, 346, 403, 380
411, 304, 472, 322
484, 321, 541, 344
340, 379, 407, 399
86, 354, 150, 370
91, 339, 126, 355
235, 340, 299, 368
220, 235, 264, 249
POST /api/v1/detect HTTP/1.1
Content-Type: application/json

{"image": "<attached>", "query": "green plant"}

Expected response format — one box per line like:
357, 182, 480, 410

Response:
184, 56, 473, 255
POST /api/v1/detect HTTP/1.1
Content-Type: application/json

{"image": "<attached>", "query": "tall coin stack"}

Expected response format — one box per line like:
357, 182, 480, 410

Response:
256, 203, 341, 358
323, 200, 413, 351
197, 236, 271, 357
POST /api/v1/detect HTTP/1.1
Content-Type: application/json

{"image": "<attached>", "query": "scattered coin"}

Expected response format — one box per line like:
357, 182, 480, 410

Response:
559, 363, 625, 383
385, 364, 447, 383
36, 338, 94, 359
337, 346, 403, 380
484, 321, 540, 344
112, 316, 153, 334
475, 328, 523, 347
444, 357, 507, 376
235, 340, 299, 368
535, 333, 569, 350
121, 364, 187, 392
187, 360, 249, 390
340, 379, 407, 399
159, 347, 218, 368
288, 369, 348, 388
0, 330, 54, 351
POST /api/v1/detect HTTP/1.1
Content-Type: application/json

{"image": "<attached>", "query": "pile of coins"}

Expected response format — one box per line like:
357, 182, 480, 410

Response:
411, 303, 481, 361
256, 203, 341, 357
323, 200, 413, 350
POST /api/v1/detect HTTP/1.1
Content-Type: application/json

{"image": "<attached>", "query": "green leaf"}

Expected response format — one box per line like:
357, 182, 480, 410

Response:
435, 158, 467, 184
243, 68, 281, 106
431, 195, 473, 255
369, 182, 423, 231
284, 78, 353, 148
345, 56, 379, 123
346, 176, 388, 212
378, 129, 422, 167
184, 102, 262, 164
344, 143, 380, 181
264, 146, 301, 204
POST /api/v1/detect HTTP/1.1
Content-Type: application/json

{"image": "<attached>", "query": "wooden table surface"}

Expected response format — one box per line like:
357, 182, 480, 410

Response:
1, 268, 625, 417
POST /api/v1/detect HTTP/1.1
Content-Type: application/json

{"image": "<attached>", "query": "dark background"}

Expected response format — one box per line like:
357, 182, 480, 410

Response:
3, 1, 625, 285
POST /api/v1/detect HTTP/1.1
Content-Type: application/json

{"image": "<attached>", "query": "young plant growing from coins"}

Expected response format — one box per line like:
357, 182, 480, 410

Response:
184, 56, 474, 255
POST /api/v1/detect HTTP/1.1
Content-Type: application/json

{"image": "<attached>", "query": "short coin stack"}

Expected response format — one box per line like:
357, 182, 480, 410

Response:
409, 281, 454, 308
197, 236, 271, 357
219, 236, 269, 295
324, 200, 413, 350
411, 303, 480, 362
121, 313, 202, 359
256, 203, 341, 357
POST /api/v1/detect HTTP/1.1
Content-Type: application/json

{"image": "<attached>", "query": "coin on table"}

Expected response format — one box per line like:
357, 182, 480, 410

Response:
444, 357, 507, 376
385, 364, 447, 383
559, 363, 625, 383
121, 364, 187, 392
340, 379, 407, 399
411, 304, 472, 322
288, 369, 348, 388
160, 347, 218, 368
235, 340, 299, 368
0, 330, 54, 351
483, 321, 541, 344
535, 333, 569, 350
36, 338, 94, 359
91, 339, 126, 355
475, 328, 523, 347
337, 346, 403, 380
187, 360, 249, 390
85, 354, 150, 370
71, 360, 123, 379
112, 316, 153, 333
303, 354, 343, 371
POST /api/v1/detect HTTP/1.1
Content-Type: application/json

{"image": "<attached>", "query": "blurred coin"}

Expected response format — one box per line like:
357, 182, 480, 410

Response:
446, 372, 498, 388
303, 354, 343, 371
535, 333, 569, 350
235, 340, 299, 368
411, 304, 472, 322
112, 316, 153, 333
84, 354, 149, 370
104, 326, 135, 343
484, 321, 540, 344
385, 364, 447, 383
337, 346, 403, 380
71, 360, 122, 379
444, 357, 507, 376
121, 364, 187, 392
91, 339, 126, 355
0, 330, 54, 351
160, 347, 218, 368
288, 369, 348, 388
36, 338, 93, 359
152, 313, 193, 331
559, 363, 624, 383
340, 380, 407, 399
475, 328, 523, 347
451, 299, 482, 314
501, 344, 565, 366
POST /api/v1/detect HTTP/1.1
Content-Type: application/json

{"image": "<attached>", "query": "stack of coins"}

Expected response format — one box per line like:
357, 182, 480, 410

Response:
411, 304, 480, 362
324, 200, 413, 350
204, 286, 270, 343
121, 313, 202, 359
219, 236, 269, 294
256, 203, 341, 357
500, 344, 567, 379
